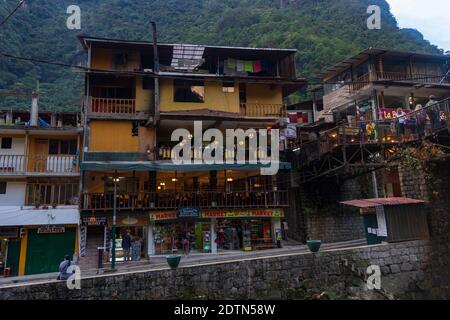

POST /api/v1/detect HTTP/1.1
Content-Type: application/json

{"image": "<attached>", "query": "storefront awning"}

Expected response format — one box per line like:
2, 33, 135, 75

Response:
80, 161, 292, 172
0, 207, 80, 227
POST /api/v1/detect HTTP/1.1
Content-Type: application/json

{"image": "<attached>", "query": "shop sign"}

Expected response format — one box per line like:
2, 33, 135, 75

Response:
178, 207, 200, 218
202, 209, 284, 218
37, 225, 66, 234
150, 211, 178, 221
0, 227, 19, 238
82, 216, 107, 226
378, 108, 409, 120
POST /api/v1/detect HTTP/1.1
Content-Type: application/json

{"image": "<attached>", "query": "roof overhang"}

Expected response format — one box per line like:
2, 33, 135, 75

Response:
340, 197, 425, 209
0, 207, 80, 227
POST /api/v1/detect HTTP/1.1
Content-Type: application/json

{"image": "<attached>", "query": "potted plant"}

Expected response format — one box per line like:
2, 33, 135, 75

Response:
166, 241, 181, 269
307, 240, 322, 253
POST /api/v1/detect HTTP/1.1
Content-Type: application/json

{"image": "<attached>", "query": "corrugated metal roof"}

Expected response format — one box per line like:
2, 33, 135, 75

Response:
340, 197, 425, 208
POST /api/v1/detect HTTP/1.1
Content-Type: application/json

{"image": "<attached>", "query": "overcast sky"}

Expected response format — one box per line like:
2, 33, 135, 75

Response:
387, 0, 450, 52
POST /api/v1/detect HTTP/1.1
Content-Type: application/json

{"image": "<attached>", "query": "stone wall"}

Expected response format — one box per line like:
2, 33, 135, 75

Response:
1, 240, 446, 300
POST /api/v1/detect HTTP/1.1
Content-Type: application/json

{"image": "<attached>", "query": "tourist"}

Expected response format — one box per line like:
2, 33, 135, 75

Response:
282, 220, 289, 241
122, 231, 132, 262
359, 117, 366, 142
366, 122, 375, 142
57, 255, 72, 281
183, 231, 191, 255
396, 108, 406, 141
425, 95, 440, 131
415, 104, 426, 138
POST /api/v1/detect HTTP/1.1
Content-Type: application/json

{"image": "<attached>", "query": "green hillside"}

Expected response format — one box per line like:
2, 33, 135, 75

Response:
0, 0, 443, 111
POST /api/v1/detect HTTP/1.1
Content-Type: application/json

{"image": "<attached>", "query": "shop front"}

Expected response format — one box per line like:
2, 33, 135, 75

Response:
0, 227, 21, 277
106, 214, 149, 263
148, 208, 284, 256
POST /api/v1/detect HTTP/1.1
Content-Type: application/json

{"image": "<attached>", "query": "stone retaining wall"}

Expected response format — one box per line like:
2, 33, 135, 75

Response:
0, 240, 446, 300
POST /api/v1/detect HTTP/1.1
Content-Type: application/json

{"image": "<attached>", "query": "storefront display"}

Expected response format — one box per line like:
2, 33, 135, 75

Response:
148, 208, 283, 255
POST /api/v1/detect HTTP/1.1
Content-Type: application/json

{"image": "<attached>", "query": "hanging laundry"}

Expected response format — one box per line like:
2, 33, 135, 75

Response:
244, 61, 254, 73
261, 60, 269, 72
236, 60, 245, 72
227, 58, 237, 70
253, 60, 262, 73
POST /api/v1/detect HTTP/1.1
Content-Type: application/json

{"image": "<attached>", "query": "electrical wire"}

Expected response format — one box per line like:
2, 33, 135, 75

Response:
0, 0, 25, 28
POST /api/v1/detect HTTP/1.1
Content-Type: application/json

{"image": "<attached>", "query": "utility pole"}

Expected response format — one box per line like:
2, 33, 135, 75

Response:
146, 21, 160, 127
30, 81, 40, 126
111, 174, 120, 270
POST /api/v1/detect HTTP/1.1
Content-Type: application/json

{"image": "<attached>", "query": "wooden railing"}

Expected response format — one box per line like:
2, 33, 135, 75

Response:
349, 74, 370, 92
292, 97, 450, 165
90, 97, 136, 115
240, 103, 287, 118
0, 155, 79, 175
376, 71, 450, 84
82, 190, 289, 211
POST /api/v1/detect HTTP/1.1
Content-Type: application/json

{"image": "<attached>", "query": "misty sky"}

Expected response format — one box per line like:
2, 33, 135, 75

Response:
387, 0, 450, 52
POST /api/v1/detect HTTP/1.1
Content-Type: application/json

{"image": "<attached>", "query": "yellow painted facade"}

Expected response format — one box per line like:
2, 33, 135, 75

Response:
246, 83, 282, 104
159, 79, 241, 113
18, 228, 28, 276
135, 76, 153, 112
91, 48, 113, 70
89, 120, 139, 152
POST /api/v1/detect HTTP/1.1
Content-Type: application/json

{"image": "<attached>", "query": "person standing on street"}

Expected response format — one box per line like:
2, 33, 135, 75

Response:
57, 255, 72, 281
122, 231, 132, 262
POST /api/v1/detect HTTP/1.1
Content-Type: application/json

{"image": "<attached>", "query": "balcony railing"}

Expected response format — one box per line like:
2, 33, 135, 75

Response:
240, 103, 287, 118
90, 97, 136, 115
0, 155, 79, 175
82, 190, 289, 211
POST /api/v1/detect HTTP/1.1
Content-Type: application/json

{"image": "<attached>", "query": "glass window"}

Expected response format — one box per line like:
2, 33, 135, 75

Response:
222, 81, 235, 93
0, 182, 7, 194
174, 80, 205, 103
1, 137, 12, 149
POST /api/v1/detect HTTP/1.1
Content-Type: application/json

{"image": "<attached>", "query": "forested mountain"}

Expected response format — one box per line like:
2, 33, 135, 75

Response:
0, 0, 443, 111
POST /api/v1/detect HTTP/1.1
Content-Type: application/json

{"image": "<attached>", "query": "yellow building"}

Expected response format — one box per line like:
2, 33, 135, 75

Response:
78, 36, 305, 264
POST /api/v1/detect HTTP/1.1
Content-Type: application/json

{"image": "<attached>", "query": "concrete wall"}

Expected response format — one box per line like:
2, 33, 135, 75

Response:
0, 240, 447, 300
0, 181, 26, 206
0, 137, 25, 155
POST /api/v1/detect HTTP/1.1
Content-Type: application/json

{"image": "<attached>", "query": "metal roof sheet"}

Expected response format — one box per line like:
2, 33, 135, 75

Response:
340, 197, 425, 208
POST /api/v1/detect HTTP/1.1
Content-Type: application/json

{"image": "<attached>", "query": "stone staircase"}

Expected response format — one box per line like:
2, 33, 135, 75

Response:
77, 229, 104, 271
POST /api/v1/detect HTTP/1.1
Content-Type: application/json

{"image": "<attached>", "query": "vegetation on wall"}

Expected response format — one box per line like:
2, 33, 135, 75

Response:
0, 0, 443, 111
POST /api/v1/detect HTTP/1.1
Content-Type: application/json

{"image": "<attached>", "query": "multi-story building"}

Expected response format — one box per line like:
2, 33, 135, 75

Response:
78, 36, 306, 265
0, 106, 82, 276
314, 48, 450, 123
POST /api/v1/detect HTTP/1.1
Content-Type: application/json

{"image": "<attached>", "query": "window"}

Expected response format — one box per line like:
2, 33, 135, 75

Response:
0, 182, 6, 194
1, 137, 12, 149
143, 78, 154, 90
174, 80, 205, 103
49, 140, 77, 155
222, 81, 235, 93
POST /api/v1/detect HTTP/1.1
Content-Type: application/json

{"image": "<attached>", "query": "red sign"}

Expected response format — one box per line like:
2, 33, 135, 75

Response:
150, 212, 178, 221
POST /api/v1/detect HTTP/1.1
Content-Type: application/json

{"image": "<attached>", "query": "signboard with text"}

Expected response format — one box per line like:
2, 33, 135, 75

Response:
37, 225, 66, 234
82, 216, 107, 226
202, 209, 284, 219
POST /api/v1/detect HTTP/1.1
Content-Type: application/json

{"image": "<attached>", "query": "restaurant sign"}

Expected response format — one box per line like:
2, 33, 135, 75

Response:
0, 227, 19, 238
150, 211, 178, 222
202, 209, 284, 219
82, 216, 107, 226
37, 225, 66, 234
178, 207, 200, 218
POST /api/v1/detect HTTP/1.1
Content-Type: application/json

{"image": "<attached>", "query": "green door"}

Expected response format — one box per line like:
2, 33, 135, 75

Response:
25, 228, 76, 275
6, 239, 21, 277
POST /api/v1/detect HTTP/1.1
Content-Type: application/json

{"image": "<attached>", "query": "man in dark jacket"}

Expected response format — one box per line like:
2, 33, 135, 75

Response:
122, 231, 132, 262
425, 95, 440, 131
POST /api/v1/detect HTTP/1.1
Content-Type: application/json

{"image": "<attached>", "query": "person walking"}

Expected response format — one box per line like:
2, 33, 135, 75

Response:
396, 108, 406, 141
122, 231, 132, 262
282, 220, 289, 241
57, 255, 73, 281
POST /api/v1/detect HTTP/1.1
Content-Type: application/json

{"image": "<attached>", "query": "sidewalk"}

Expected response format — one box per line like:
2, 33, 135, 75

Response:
0, 238, 366, 288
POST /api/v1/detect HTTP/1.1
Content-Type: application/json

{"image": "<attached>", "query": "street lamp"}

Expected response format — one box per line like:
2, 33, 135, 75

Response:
111, 176, 120, 270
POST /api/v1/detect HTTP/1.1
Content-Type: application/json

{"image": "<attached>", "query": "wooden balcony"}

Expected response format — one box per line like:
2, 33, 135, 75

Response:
88, 97, 136, 116
0, 155, 79, 176
240, 103, 287, 118
82, 190, 289, 211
